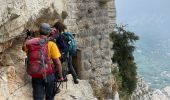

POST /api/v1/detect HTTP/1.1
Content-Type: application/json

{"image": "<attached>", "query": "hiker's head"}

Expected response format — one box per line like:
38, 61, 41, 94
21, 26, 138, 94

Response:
53, 21, 67, 33
39, 23, 51, 35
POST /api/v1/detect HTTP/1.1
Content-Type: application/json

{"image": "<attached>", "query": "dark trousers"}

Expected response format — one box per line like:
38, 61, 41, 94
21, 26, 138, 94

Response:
32, 74, 55, 100
68, 55, 77, 81
62, 53, 78, 81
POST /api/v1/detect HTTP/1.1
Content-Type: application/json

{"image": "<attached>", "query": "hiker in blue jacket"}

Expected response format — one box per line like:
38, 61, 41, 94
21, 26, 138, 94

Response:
53, 21, 79, 84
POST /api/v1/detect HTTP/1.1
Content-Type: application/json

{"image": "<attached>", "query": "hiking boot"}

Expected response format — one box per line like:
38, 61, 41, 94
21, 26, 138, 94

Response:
74, 79, 79, 84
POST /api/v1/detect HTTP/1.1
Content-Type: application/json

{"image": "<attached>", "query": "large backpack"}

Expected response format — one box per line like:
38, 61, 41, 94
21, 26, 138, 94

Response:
56, 32, 77, 55
25, 37, 52, 80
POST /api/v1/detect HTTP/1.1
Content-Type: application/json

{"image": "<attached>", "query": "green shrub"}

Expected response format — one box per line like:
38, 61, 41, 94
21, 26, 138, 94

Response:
98, 0, 111, 7
110, 25, 139, 99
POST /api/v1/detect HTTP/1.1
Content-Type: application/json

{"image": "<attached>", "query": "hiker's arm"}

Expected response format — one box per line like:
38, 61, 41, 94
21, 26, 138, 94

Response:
49, 41, 63, 80
52, 58, 63, 80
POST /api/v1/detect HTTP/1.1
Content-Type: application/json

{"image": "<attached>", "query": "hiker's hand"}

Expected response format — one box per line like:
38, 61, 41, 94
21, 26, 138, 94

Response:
58, 77, 64, 81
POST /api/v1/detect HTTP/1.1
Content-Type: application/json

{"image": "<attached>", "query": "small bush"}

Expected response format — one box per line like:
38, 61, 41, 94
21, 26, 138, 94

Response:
98, 0, 111, 7
91, 81, 106, 100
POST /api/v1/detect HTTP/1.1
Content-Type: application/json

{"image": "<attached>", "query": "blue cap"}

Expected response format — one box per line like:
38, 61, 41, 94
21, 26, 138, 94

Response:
39, 23, 51, 35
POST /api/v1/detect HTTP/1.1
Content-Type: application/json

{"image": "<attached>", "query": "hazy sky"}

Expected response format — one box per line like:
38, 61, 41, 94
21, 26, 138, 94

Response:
115, 0, 170, 37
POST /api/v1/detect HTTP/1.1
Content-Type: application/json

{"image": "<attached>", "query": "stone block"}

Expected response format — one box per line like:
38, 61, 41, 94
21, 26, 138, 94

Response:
102, 49, 111, 57
91, 58, 103, 69
102, 61, 112, 69
100, 38, 111, 49
83, 38, 92, 47
82, 47, 93, 60
81, 71, 90, 80
83, 60, 91, 71
101, 67, 111, 75
93, 49, 101, 58
91, 36, 100, 46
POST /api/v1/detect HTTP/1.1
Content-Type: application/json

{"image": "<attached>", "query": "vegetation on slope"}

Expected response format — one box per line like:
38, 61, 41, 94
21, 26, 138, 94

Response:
110, 25, 139, 99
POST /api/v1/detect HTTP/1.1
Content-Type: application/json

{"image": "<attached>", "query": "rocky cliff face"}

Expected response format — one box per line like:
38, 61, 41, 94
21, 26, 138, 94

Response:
131, 76, 170, 100
0, 0, 64, 52
0, 0, 116, 100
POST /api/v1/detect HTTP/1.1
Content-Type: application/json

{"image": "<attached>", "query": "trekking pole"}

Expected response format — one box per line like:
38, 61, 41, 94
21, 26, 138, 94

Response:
25, 58, 28, 68
66, 52, 69, 90
56, 80, 62, 93
62, 80, 63, 88
57, 80, 62, 89
61, 54, 65, 89
53, 78, 62, 96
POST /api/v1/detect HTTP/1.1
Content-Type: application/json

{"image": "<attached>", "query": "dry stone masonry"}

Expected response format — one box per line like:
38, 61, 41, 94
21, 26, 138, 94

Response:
64, 0, 116, 99
0, 0, 116, 99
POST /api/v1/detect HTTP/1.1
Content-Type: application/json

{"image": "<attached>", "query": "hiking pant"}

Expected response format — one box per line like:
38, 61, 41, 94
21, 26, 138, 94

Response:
32, 74, 55, 100
68, 55, 78, 81
62, 53, 78, 81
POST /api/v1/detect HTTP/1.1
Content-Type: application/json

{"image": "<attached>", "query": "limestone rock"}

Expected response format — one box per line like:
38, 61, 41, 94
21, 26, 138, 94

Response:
0, 0, 65, 52
55, 75, 98, 100
131, 76, 170, 100
114, 91, 119, 100
0, 54, 14, 66
8, 83, 33, 100
162, 86, 170, 97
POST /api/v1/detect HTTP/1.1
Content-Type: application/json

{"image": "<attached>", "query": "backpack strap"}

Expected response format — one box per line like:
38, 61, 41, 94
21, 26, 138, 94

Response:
40, 49, 47, 82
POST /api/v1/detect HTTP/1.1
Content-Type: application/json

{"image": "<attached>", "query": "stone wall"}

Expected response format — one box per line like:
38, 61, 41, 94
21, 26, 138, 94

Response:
63, 0, 116, 99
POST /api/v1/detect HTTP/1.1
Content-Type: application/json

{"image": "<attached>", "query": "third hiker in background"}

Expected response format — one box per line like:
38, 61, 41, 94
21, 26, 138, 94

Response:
53, 21, 79, 84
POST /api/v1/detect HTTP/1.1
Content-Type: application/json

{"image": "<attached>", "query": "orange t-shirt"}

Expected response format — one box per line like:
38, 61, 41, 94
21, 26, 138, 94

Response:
47, 41, 61, 59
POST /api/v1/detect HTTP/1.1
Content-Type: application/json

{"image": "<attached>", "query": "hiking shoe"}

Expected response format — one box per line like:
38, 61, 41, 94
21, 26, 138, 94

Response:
74, 79, 79, 84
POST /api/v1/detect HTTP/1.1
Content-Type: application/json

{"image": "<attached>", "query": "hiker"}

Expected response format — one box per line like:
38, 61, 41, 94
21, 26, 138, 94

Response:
48, 27, 59, 42
53, 21, 79, 84
23, 23, 64, 100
